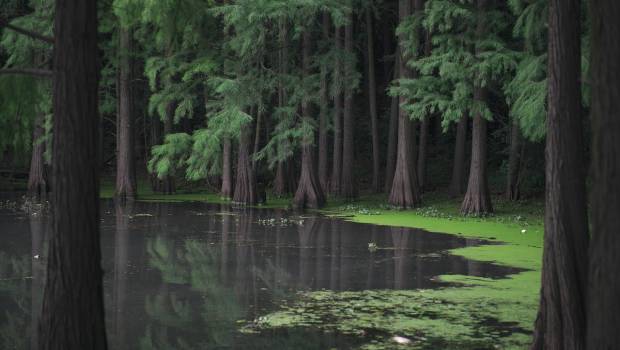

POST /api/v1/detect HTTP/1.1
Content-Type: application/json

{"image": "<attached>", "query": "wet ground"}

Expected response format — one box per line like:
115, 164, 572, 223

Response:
0, 198, 520, 349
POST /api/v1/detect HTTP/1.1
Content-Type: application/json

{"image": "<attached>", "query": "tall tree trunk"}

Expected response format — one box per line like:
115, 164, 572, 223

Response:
531, 0, 588, 348
294, 30, 326, 209
388, 0, 421, 209
318, 13, 330, 193
506, 118, 523, 201
149, 116, 162, 192
221, 137, 232, 198
115, 26, 137, 201
252, 107, 262, 167
233, 124, 257, 205
461, 0, 493, 215
449, 114, 468, 197
587, 1, 620, 348
384, 53, 399, 193
330, 26, 343, 195
417, 32, 432, 191
39, 1, 108, 348
28, 113, 48, 200
340, 11, 356, 199
161, 102, 176, 194
461, 90, 492, 215
366, 6, 380, 193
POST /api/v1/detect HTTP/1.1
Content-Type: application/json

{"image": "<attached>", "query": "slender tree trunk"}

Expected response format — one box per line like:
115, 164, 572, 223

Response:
115, 26, 137, 201
161, 103, 175, 194
340, 11, 356, 199
587, 1, 620, 348
384, 53, 399, 192
506, 118, 523, 201
531, 0, 588, 348
417, 116, 429, 190
233, 123, 257, 205
221, 137, 232, 198
149, 115, 162, 192
366, 6, 380, 193
318, 13, 330, 193
461, 0, 493, 215
449, 114, 468, 197
252, 107, 262, 167
330, 26, 343, 195
388, 0, 421, 209
28, 113, 48, 200
294, 30, 326, 209
39, 1, 108, 348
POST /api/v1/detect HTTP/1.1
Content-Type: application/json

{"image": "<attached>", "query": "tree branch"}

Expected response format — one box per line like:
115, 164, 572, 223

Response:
0, 68, 53, 78
0, 21, 54, 44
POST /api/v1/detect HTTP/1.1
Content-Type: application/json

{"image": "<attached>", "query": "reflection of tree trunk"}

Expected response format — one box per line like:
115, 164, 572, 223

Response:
114, 202, 133, 350
30, 215, 47, 350
234, 212, 253, 306
39, 2, 107, 348
298, 218, 318, 288
329, 220, 340, 290
391, 227, 409, 289
587, 0, 620, 346
315, 221, 327, 289
365, 226, 378, 289
220, 209, 230, 278
531, 0, 588, 348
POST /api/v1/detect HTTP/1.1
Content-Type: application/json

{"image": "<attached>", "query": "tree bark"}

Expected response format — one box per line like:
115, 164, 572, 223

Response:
330, 26, 343, 196
388, 0, 421, 209
161, 102, 176, 194
39, 0, 108, 348
294, 30, 326, 209
587, 1, 620, 348
417, 116, 429, 190
28, 113, 48, 200
461, 0, 493, 215
506, 118, 523, 201
318, 13, 330, 193
531, 0, 588, 348
449, 114, 468, 197
115, 26, 137, 201
461, 89, 492, 215
233, 123, 257, 205
384, 52, 399, 193
340, 10, 356, 199
221, 137, 233, 198
366, 6, 380, 193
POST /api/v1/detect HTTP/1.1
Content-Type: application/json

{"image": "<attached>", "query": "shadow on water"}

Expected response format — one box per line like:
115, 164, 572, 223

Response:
0, 199, 521, 349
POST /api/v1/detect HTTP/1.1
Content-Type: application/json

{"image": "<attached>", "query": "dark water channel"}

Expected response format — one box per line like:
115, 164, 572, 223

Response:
0, 199, 518, 349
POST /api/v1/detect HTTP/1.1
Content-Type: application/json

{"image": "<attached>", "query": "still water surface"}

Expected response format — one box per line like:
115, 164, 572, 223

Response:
0, 199, 517, 349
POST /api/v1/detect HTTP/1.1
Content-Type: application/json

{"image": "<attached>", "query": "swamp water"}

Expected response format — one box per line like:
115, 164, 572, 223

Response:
0, 199, 521, 349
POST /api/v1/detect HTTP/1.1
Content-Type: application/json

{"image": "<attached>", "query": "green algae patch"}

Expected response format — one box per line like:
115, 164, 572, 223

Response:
244, 193, 544, 349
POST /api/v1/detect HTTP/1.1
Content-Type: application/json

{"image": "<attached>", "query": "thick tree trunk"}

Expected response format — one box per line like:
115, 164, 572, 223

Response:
330, 26, 343, 195
506, 118, 523, 201
233, 124, 257, 205
318, 13, 330, 193
115, 26, 137, 201
586, 1, 620, 348
340, 12, 356, 199
28, 113, 48, 200
460, 90, 492, 215
531, 0, 588, 348
388, 0, 421, 209
294, 30, 325, 209
366, 6, 380, 193
449, 114, 468, 197
461, 0, 493, 215
384, 53, 399, 193
39, 1, 108, 348
221, 137, 233, 198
